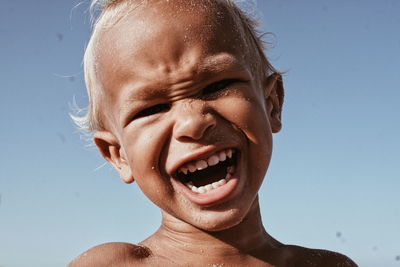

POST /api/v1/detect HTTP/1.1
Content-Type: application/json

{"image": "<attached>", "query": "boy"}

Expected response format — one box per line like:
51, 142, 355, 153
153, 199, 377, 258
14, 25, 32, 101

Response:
70, 0, 357, 266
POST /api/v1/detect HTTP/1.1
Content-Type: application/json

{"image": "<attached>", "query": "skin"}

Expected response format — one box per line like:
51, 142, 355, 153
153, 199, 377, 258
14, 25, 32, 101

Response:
69, 1, 357, 266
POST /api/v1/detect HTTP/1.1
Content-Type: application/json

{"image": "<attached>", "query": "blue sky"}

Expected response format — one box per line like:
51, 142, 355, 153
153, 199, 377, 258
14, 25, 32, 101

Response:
0, 1, 399, 266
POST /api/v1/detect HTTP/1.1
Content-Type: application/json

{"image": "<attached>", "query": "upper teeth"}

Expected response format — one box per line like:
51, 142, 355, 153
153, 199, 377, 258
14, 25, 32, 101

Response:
178, 149, 234, 175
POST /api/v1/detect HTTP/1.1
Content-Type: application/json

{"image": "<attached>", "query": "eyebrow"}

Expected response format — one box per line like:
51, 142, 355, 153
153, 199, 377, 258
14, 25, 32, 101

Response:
118, 54, 249, 112
201, 54, 245, 77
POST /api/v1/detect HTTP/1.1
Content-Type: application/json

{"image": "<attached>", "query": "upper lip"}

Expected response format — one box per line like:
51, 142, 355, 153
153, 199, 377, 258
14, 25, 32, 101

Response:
167, 143, 239, 178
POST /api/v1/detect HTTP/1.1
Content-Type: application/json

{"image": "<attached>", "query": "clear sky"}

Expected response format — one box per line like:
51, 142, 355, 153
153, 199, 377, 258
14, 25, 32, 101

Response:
0, 1, 399, 266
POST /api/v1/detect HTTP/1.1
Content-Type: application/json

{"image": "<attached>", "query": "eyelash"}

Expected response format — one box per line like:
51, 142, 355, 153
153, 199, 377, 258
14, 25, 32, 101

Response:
132, 103, 171, 120
202, 79, 241, 96
132, 79, 241, 120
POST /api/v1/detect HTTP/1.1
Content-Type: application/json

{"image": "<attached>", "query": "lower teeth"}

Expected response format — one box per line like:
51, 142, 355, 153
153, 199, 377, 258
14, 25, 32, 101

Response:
186, 172, 232, 194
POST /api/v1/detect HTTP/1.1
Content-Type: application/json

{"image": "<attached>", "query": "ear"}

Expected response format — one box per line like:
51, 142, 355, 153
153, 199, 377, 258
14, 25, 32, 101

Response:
264, 73, 284, 133
93, 131, 134, 184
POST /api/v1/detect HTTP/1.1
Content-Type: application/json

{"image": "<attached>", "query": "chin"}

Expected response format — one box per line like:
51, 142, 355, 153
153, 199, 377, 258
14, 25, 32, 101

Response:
190, 207, 247, 232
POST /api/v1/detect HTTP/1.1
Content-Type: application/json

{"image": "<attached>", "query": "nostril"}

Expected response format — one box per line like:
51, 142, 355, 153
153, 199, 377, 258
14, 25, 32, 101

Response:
173, 112, 216, 142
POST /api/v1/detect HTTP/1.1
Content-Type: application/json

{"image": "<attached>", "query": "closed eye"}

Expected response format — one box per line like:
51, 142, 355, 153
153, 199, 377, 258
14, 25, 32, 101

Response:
202, 79, 242, 96
132, 103, 170, 120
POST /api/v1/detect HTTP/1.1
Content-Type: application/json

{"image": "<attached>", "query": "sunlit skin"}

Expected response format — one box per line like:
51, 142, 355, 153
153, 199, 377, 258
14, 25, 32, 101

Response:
69, 1, 357, 266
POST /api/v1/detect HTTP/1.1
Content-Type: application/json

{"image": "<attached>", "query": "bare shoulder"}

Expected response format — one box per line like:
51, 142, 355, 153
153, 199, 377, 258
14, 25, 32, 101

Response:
275, 245, 357, 267
68, 242, 151, 267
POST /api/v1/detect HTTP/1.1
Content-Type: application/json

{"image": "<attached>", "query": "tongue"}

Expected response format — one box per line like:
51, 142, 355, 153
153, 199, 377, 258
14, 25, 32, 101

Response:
188, 163, 227, 187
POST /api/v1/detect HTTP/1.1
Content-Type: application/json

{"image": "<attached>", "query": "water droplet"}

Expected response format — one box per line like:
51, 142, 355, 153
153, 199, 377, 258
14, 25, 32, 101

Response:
56, 32, 63, 41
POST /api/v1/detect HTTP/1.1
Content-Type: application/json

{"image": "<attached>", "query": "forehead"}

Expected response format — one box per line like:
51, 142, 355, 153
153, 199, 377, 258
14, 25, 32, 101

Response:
94, 0, 249, 90
97, 0, 243, 50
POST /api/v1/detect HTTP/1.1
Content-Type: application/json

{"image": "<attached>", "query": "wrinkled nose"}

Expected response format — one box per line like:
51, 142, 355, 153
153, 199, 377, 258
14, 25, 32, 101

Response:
173, 100, 216, 142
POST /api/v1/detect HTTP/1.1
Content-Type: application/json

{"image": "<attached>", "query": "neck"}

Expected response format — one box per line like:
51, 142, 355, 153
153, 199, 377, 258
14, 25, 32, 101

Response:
142, 197, 281, 264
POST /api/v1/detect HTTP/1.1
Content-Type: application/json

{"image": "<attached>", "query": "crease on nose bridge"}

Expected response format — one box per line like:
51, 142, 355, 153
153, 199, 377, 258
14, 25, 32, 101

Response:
180, 98, 205, 114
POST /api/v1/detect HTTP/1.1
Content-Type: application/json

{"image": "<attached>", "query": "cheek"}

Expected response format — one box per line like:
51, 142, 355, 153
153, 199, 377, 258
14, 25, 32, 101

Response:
215, 94, 271, 144
215, 95, 273, 176
123, 130, 156, 172
122, 119, 169, 170
121, 124, 174, 200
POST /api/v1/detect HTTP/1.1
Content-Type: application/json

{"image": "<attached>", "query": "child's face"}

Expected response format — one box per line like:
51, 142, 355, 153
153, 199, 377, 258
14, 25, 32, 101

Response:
94, 1, 282, 231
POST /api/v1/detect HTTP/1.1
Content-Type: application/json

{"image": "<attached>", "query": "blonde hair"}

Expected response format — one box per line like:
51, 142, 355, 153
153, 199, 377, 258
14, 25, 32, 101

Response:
72, 0, 278, 133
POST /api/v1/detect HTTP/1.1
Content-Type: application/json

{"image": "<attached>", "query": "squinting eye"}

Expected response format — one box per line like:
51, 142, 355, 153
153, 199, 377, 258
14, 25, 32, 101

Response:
133, 103, 170, 119
202, 79, 241, 95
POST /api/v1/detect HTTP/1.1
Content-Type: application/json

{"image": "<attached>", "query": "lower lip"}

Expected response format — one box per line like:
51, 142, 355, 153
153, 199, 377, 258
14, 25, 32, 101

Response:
174, 169, 240, 206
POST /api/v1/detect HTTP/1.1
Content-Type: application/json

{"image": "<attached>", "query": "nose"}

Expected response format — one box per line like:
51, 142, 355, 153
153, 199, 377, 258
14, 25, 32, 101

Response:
172, 100, 216, 142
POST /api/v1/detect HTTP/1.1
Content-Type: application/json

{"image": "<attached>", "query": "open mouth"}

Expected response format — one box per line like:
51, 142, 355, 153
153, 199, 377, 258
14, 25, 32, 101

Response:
175, 149, 237, 194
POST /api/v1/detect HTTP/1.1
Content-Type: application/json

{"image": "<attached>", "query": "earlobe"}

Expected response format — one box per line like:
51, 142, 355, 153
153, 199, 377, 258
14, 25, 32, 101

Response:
118, 152, 135, 184
264, 73, 285, 133
93, 131, 134, 184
